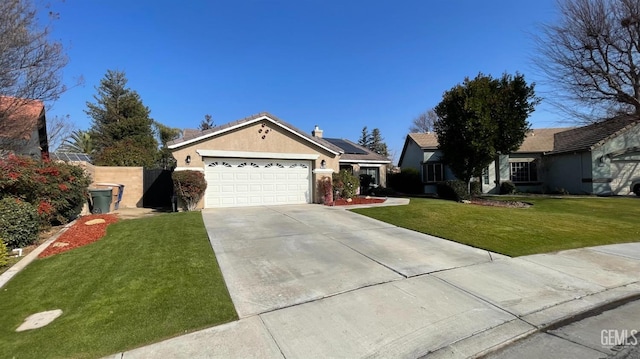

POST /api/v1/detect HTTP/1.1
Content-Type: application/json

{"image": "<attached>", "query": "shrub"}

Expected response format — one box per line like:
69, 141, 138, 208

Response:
172, 170, 207, 211
333, 170, 360, 199
0, 197, 40, 248
317, 177, 333, 204
470, 181, 482, 196
0, 238, 8, 267
94, 138, 158, 167
500, 181, 517, 195
437, 180, 470, 202
388, 168, 422, 194
0, 154, 91, 226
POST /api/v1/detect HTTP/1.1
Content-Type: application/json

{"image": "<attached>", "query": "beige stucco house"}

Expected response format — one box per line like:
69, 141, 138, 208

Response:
168, 112, 391, 208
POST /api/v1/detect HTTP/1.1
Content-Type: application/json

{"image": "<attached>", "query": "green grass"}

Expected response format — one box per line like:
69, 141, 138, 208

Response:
0, 212, 237, 359
352, 196, 640, 257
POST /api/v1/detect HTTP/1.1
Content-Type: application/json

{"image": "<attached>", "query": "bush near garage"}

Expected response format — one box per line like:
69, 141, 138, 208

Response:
333, 170, 360, 199
172, 170, 207, 211
0, 154, 91, 227
0, 197, 40, 248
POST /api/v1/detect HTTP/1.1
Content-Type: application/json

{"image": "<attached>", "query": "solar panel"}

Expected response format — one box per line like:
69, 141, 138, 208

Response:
51, 152, 92, 163
324, 138, 368, 154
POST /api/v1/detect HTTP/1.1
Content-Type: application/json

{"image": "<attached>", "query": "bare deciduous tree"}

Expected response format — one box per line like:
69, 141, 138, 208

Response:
47, 114, 75, 151
409, 109, 437, 133
0, 0, 69, 150
536, 0, 640, 122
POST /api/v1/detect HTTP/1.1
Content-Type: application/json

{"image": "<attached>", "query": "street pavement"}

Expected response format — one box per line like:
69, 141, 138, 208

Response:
484, 298, 640, 358
109, 203, 640, 358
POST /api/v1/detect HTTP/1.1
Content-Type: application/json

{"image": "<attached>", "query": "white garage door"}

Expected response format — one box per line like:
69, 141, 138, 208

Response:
204, 158, 312, 208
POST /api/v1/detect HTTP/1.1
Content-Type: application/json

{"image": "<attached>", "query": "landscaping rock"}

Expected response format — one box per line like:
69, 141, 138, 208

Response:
16, 309, 63, 332
85, 218, 106, 226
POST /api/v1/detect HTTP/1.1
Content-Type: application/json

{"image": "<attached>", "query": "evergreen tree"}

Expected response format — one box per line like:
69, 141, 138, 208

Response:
358, 126, 371, 148
369, 128, 389, 158
85, 70, 158, 166
199, 114, 214, 130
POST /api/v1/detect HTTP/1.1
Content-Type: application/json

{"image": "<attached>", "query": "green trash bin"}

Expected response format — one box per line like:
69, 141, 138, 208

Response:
89, 188, 112, 214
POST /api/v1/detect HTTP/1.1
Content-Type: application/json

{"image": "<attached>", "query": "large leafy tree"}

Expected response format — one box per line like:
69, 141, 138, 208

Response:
434, 73, 539, 186
86, 70, 158, 166
537, 0, 640, 121
0, 0, 70, 152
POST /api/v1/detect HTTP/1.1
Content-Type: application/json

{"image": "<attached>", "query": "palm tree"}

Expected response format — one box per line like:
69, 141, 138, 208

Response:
58, 130, 94, 154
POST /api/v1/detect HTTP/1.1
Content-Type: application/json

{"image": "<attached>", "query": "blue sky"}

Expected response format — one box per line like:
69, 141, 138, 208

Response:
44, 0, 562, 162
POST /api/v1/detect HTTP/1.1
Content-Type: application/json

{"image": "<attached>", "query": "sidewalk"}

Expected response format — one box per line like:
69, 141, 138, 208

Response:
109, 241, 640, 358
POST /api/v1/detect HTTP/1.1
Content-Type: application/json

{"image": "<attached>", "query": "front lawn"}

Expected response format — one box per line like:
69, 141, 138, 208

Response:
352, 196, 640, 257
0, 211, 237, 359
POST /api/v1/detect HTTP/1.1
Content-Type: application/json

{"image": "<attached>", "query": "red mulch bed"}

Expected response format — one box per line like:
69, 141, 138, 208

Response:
39, 214, 119, 258
328, 197, 386, 206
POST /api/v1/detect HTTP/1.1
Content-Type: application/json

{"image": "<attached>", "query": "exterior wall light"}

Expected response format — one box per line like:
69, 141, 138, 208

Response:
186, 155, 191, 164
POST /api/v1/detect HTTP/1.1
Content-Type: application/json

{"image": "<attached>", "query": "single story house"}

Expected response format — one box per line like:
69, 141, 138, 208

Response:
0, 96, 48, 158
168, 112, 391, 208
398, 115, 640, 196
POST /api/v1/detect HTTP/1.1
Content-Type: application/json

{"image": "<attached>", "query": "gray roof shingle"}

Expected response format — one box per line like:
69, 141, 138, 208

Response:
551, 115, 640, 154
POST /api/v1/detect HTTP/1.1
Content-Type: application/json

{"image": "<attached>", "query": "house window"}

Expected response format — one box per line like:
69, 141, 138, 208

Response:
510, 161, 538, 182
422, 162, 444, 183
359, 167, 379, 186
482, 167, 490, 185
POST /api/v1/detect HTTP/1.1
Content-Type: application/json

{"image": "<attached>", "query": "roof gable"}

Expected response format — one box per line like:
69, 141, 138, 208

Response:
168, 112, 342, 155
0, 96, 45, 140
407, 133, 438, 149
551, 115, 640, 154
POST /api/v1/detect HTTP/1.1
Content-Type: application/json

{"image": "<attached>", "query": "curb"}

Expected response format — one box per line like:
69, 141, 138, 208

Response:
471, 292, 640, 358
0, 219, 77, 289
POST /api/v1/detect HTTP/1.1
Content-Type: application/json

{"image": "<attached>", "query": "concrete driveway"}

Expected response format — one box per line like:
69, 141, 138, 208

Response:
201, 204, 501, 317
115, 204, 640, 358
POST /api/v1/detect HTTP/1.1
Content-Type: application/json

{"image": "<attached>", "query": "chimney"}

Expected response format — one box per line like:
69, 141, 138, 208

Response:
312, 125, 323, 138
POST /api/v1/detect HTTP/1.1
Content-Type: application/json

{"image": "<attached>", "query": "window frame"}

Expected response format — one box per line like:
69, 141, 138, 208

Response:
359, 166, 380, 186
509, 161, 538, 183
422, 162, 444, 183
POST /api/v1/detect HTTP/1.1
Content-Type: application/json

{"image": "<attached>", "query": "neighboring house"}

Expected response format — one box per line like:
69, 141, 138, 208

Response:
0, 96, 48, 158
168, 112, 391, 208
398, 115, 640, 196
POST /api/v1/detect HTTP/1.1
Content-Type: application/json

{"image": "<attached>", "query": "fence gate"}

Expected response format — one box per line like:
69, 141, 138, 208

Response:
143, 169, 173, 208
